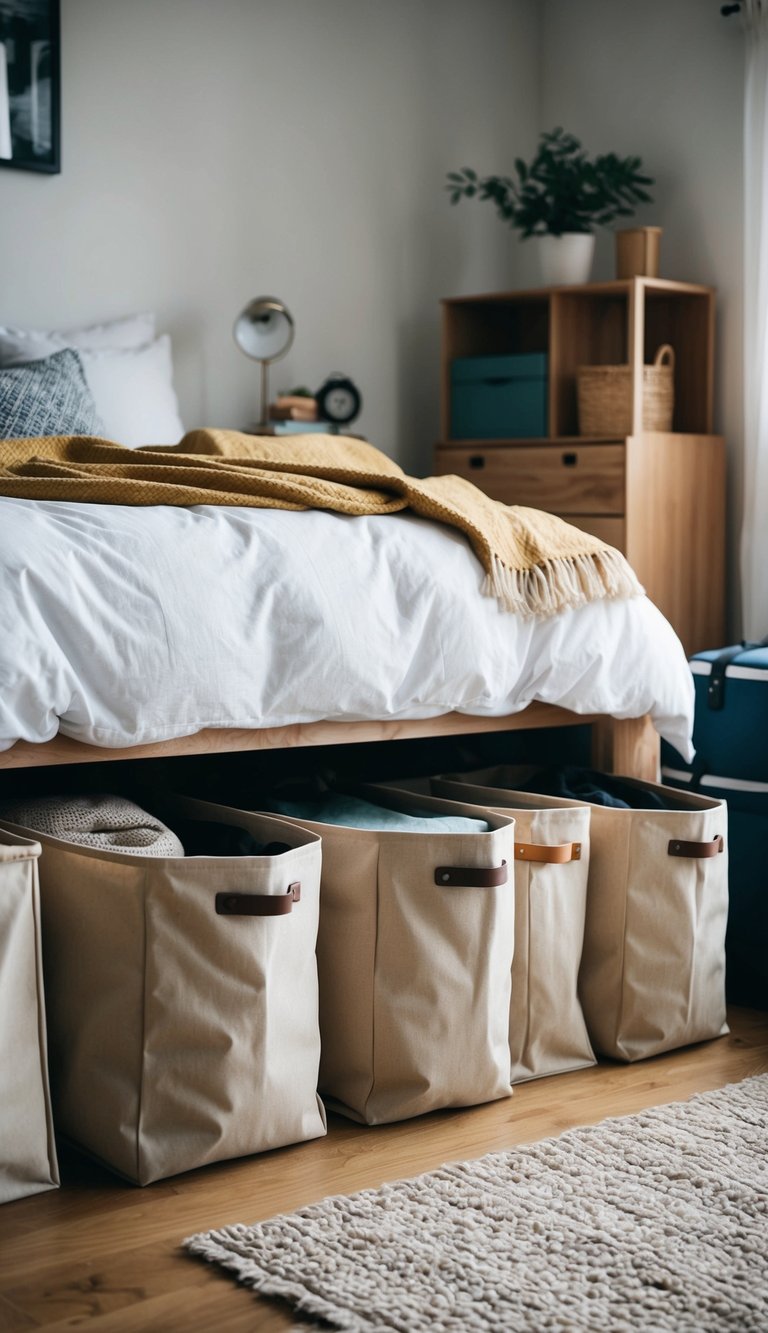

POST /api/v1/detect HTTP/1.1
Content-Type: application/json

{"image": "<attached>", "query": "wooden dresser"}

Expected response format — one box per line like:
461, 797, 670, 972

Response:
435, 279, 726, 656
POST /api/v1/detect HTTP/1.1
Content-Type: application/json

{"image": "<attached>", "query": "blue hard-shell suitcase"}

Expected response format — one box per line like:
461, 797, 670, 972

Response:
662, 640, 768, 1010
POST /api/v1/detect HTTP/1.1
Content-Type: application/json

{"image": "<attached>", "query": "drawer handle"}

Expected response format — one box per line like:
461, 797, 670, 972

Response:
469, 455, 486, 470
562, 452, 578, 467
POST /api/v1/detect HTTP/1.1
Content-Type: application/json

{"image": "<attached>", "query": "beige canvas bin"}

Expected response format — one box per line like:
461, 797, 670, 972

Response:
432, 768, 729, 1063
0, 796, 326, 1185
257, 787, 517, 1125
0, 830, 59, 1204
429, 774, 595, 1083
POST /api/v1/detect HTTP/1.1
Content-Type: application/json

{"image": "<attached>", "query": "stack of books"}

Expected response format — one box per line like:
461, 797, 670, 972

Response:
269, 394, 318, 423
267, 393, 333, 434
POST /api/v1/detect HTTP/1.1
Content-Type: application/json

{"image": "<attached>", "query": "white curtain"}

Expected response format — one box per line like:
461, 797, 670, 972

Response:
741, 0, 768, 638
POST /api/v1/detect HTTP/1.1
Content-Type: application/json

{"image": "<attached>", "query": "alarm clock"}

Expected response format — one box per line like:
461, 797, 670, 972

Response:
316, 374, 362, 427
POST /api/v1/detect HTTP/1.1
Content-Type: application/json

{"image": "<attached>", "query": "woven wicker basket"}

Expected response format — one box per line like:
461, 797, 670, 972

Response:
577, 344, 675, 436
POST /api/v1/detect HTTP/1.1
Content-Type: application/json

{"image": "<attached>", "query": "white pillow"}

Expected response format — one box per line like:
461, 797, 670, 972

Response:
78, 337, 184, 447
0, 312, 156, 364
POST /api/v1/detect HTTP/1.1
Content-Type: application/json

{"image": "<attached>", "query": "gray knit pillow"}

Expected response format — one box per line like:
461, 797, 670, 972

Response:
0, 347, 105, 439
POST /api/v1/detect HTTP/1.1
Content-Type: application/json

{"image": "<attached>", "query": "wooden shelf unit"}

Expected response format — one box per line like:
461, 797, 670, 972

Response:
436, 279, 725, 657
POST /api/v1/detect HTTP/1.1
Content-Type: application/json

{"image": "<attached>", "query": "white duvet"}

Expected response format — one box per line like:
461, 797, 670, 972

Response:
0, 499, 694, 758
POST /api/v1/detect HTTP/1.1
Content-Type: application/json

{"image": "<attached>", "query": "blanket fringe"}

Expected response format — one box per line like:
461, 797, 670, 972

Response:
483, 548, 645, 618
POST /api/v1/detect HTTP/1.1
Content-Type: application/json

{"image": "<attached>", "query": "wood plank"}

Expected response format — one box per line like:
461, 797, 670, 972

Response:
629, 277, 645, 436
559, 515, 625, 548
591, 713, 660, 782
441, 278, 714, 305
34, 1286, 279, 1332
0, 1009, 764, 1330
0, 706, 599, 771
644, 292, 714, 434
0, 1242, 225, 1329
0, 1294, 37, 1330
625, 432, 726, 656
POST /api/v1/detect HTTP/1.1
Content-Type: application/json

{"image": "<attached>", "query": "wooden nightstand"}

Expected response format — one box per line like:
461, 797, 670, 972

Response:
435, 279, 726, 656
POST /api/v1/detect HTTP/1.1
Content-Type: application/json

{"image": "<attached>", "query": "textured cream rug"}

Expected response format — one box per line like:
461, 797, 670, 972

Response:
185, 1076, 768, 1331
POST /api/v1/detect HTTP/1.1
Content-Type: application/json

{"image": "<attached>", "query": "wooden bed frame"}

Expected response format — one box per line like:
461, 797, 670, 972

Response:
0, 705, 661, 780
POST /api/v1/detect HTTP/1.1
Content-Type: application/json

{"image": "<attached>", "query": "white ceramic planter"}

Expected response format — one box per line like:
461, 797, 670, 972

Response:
537, 232, 596, 286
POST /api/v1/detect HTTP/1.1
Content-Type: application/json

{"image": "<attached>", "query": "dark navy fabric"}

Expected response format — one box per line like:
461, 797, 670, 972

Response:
518, 766, 672, 810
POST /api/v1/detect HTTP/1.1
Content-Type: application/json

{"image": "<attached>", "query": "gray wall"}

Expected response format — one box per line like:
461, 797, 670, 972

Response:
0, 0, 539, 473
540, 0, 745, 631
0, 0, 748, 619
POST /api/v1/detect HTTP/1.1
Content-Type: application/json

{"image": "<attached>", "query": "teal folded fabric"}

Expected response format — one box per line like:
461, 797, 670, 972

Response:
271, 794, 489, 833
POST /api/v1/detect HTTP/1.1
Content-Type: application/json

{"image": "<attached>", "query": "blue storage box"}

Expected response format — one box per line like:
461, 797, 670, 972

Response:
662, 640, 768, 1010
450, 352, 548, 439
675, 644, 768, 782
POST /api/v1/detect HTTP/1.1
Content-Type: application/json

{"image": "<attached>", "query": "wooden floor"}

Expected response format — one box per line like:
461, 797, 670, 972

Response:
1, 1006, 766, 1332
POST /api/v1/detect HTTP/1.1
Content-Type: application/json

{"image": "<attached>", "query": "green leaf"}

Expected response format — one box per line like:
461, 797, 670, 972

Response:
443, 128, 652, 234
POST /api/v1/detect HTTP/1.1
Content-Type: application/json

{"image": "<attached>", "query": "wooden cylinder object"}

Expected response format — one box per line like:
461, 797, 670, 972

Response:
615, 227, 662, 279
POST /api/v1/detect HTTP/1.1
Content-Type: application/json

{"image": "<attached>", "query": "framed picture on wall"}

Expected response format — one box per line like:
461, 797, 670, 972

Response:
0, 0, 60, 174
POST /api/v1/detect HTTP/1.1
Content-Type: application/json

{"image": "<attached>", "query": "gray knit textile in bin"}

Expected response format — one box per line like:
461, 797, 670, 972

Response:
0, 795, 184, 856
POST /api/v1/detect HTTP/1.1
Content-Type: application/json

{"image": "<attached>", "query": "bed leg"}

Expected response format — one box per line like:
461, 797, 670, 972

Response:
591, 715, 660, 782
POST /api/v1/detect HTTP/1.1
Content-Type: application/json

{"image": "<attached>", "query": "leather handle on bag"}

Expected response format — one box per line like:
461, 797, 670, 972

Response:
434, 862, 508, 887
667, 837, 724, 859
515, 841, 582, 863
215, 883, 301, 916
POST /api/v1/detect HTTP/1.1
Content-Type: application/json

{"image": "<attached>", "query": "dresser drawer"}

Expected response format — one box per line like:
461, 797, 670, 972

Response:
558, 515, 626, 550
436, 444, 625, 515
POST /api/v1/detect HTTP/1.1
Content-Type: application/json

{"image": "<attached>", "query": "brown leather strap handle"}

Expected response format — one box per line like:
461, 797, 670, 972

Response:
515, 841, 582, 864
435, 862, 508, 887
667, 836, 724, 859
215, 883, 301, 916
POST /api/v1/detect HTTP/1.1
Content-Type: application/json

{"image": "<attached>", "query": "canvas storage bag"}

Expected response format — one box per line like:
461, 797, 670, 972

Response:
430, 773, 595, 1083
257, 787, 517, 1125
0, 830, 59, 1204
433, 767, 729, 1063
0, 795, 326, 1185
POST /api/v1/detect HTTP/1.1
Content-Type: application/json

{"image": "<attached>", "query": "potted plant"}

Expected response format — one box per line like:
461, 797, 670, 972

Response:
446, 127, 654, 285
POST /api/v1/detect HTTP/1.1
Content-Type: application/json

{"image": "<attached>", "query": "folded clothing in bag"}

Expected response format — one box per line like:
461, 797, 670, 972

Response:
0, 794, 185, 856
0, 796, 293, 860
160, 816, 291, 858
514, 766, 673, 809
271, 792, 489, 832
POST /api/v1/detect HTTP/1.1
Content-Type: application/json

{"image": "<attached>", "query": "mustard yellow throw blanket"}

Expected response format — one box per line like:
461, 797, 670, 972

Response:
0, 429, 642, 618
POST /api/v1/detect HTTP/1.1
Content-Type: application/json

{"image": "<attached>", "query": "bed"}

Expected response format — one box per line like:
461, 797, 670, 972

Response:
0, 323, 694, 782
0, 495, 694, 779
